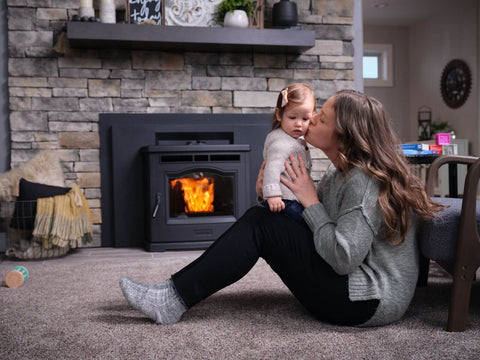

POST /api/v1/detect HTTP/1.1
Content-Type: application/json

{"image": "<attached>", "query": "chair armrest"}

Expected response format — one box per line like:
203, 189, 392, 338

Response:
425, 155, 478, 197
459, 157, 480, 235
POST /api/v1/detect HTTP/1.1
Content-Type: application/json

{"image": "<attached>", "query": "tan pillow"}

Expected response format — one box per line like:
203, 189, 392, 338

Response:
0, 150, 65, 201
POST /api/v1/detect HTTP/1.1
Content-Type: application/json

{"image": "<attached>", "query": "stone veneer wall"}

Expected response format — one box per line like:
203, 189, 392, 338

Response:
7, 0, 354, 247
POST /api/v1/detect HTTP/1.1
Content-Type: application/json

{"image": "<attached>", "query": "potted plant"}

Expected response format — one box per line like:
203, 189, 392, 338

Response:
215, 0, 256, 28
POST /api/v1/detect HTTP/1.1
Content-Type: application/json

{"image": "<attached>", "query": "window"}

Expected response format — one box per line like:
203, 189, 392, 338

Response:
363, 43, 393, 87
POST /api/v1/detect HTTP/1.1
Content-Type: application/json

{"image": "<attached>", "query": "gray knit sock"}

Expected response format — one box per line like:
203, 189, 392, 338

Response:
122, 277, 169, 290
119, 277, 187, 324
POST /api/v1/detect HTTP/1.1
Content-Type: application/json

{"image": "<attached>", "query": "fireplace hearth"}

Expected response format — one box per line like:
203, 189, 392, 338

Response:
99, 113, 271, 250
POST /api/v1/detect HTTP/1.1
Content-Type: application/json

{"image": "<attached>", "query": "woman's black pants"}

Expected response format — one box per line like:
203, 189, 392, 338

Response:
171, 206, 378, 326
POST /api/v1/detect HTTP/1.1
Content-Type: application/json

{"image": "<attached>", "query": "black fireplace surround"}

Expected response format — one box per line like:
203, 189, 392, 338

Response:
99, 113, 271, 250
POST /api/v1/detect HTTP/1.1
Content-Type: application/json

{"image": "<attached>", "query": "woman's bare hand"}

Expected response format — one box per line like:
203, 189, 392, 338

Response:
256, 160, 266, 198
281, 154, 319, 208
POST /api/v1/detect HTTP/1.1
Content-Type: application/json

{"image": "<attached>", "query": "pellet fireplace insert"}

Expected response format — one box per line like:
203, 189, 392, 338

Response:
99, 113, 271, 251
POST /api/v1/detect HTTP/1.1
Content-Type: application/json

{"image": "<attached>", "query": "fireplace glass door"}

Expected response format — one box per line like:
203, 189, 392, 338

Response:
168, 170, 234, 219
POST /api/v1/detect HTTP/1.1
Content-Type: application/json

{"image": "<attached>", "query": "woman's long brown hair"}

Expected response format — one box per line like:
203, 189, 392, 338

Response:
332, 90, 444, 244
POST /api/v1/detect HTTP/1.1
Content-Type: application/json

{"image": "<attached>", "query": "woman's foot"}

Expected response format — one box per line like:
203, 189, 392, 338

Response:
119, 277, 187, 324
121, 277, 169, 290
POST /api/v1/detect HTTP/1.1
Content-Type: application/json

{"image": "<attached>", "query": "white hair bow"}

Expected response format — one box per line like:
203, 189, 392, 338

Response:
281, 89, 288, 107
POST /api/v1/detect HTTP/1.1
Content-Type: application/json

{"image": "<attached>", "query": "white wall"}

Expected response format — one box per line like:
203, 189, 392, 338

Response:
363, 25, 410, 141
409, 0, 478, 155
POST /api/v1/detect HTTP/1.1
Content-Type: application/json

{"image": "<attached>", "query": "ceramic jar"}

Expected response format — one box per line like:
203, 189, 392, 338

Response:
223, 10, 249, 28
272, 0, 298, 28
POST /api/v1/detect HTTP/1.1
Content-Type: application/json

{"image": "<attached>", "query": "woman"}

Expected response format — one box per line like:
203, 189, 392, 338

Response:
120, 90, 443, 326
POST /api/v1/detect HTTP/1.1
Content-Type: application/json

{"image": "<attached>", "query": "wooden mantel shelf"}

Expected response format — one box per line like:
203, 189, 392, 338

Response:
66, 21, 316, 54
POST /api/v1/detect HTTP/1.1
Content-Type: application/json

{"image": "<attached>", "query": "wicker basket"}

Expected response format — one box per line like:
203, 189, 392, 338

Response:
1, 200, 70, 260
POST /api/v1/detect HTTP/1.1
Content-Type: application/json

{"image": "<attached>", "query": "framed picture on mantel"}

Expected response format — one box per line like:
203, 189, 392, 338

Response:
126, 0, 164, 25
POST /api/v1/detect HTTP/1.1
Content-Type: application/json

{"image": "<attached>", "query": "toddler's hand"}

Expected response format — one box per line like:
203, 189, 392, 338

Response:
267, 196, 285, 212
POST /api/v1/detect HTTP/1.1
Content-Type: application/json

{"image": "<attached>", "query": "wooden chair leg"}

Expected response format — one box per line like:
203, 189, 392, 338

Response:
417, 254, 430, 287
447, 270, 475, 332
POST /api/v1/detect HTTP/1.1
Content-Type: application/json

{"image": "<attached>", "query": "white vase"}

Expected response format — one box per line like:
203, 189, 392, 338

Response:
223, 10, 249, 28
100, 0, 116, 24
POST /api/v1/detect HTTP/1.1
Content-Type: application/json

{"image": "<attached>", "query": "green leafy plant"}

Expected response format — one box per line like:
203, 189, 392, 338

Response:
215, 0, 256, 24
430, 120, 451, 134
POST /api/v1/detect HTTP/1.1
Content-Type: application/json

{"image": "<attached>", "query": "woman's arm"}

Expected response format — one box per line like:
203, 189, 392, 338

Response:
283, 156, 378, 275
255, 160, 266, 198
303, 204, 375, 275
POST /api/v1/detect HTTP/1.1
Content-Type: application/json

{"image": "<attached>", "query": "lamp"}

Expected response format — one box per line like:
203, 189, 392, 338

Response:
418, 106, 432, 141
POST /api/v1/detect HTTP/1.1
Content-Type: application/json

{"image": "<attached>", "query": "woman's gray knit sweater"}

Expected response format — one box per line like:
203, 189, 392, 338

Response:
302, 164, 419, 326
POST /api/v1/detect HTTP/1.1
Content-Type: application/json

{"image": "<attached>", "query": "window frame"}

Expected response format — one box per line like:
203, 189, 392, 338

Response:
363, 43, 393, 87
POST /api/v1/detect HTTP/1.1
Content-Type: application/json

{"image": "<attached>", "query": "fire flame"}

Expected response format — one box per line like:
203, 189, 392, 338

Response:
170, 177, 214, 213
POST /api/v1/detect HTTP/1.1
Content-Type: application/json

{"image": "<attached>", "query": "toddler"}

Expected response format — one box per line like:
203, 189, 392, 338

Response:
261, 83, 315, 224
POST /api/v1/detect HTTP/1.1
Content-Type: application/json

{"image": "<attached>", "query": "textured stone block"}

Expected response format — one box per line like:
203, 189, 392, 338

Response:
145, 71, 191, 90
192, 76, 221, 90
88, 79, 121, 97
222, 77, 267, 91
48, 111, 99, 122
102, 58, 132, 70
77, 172, 101, 188
9, 97, 32, 111
207, 65, 254, 77
79, 98, 113, 112
112, 98, 149, 112
220, 53, 253, 65
121, 89, 142, 98
10, 111, 48, 131
184, 52, 220, 65
132, 51, 184, 70
53, 88, 88, 97
89, 208, 102, 224
60, 69, 110, 79
9, 31, 52, 49
75, 162, 100, 172
147, 107, 172, 114
79, 149, 100, 161
9, 58, 58, 77
267, 78, 292, 91
313, 24, 354, 41
9, 77, 48, 87
59, 57, 102, 69
212, 107, 242, 114
110, 69, 145, 79
181, 90, 232, 107
36, 8, 67, 20
8, 8, 35, 30
120, 79, 145, 90
34, 132, 58, 142
32, 97, 79, 111
9, 87, 52, 97
172, 106, 211, 114
303, 40, 343, 56
149, 97, 180, 107
49, 122, 93, 132
254, 68, 294, 78
313, 0, 353, 17
233, 91, 278, 108
58, 132, 100, 149
254, 54, 286, 68
11, 132, 35, 142
48, 78, 87, 88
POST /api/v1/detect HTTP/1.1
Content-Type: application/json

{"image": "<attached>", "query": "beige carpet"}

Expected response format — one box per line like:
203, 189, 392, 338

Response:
1, 253, 479, 359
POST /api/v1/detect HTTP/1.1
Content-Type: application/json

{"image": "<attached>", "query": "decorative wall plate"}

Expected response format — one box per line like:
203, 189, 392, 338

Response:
164, 0, 223, 26
440, 59, 472, 109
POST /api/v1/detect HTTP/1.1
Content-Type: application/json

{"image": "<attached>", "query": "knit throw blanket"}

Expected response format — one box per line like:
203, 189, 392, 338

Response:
33, 184, 93, 249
